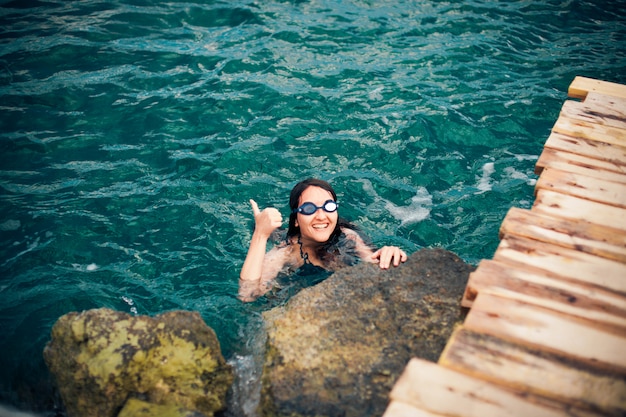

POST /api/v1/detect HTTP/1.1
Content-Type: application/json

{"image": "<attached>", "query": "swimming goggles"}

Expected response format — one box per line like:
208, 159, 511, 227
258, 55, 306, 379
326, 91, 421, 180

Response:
293, 200, 338, 215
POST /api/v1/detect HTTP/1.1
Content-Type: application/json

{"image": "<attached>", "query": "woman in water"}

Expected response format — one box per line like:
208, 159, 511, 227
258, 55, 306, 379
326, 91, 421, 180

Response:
239, 178, 407, 302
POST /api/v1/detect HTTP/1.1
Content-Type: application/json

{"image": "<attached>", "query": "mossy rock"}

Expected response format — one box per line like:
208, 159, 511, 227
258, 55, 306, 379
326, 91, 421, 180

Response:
117, 398, 207, 417
44, 309, 233, 417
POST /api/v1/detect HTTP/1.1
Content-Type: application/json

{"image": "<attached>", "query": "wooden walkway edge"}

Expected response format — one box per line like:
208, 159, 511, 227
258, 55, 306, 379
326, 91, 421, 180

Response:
383, 76, 626, 417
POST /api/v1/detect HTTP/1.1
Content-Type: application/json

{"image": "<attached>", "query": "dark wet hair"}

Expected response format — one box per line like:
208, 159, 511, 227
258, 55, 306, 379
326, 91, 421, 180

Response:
286, 178, 359, 243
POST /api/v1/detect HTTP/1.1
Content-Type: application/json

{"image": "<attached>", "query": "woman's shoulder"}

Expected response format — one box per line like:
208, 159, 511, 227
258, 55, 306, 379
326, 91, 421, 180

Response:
338, 225, 375, 256
340, 226, 362, 241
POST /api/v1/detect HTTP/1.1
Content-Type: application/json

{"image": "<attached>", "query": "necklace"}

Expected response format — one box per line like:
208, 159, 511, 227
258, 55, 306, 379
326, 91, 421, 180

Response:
298, 235, 311, 265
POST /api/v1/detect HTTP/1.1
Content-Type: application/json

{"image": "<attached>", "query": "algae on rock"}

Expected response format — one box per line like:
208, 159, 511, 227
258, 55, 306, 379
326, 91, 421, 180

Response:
44, 309, 233, 417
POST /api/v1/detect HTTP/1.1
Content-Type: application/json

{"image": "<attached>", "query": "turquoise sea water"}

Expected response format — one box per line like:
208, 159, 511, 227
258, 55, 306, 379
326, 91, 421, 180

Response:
1, 0, 625, 414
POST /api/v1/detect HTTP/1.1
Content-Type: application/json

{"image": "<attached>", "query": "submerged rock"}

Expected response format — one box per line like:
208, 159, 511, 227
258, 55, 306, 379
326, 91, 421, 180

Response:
260, 248, 473, 417
43, 309, 233, 417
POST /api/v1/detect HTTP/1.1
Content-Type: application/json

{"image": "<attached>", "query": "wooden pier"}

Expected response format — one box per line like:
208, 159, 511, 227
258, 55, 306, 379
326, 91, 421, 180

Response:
383, 76, 626, 417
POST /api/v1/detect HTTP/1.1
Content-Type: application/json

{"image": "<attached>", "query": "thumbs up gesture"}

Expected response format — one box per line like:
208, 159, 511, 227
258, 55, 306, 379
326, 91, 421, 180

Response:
250, 199, 283, 239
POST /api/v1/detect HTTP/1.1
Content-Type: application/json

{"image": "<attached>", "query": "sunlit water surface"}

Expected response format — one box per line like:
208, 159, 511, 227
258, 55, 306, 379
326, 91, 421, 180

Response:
1, 0, 625, 414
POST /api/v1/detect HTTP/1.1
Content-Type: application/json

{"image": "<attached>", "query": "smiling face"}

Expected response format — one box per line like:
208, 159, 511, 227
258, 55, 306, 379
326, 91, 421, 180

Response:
295, 186, 339, 246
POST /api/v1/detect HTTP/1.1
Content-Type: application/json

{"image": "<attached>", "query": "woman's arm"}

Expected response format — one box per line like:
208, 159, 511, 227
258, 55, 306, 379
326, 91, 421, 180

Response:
343, 228, 407, 269
239, 199, 285, 302
240, 244, 293, 301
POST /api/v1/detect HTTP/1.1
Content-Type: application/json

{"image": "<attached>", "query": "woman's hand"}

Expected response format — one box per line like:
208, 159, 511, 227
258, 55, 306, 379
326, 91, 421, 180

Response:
239, 200, 285, 301
250, 199, 283, 238
372, 246, 407, 269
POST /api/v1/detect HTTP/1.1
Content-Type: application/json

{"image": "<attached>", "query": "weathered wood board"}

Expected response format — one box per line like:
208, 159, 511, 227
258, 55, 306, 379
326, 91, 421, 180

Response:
439, 327, 626, 416
499, 207, 626, 262
535, 147, 626, 182
583, 91, 626, 115
386, 357, 604, 417
552, 116, 626, 147
569, 76, 626, 100
464, 291, 626, 373
543, 132, 626, 168
560, 94, 626, 131
494, 234, 626, 294
535, 168, 626, 208
533, 189, 626, 232
462, 259, 626, 328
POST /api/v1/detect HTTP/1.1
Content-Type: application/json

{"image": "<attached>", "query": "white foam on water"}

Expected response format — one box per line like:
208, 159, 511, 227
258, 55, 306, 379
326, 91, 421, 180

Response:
511, 153, 538, 162
71, 263, 99, 272
503, 166, 537, 186
226, 354, 262, 417
475, 162, 495, 193
385, 187, 432, 226
121, 295, 138, 314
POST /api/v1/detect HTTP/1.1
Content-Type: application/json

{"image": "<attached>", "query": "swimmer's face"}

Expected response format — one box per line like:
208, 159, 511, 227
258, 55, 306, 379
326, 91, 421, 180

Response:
295, 186, 338, 244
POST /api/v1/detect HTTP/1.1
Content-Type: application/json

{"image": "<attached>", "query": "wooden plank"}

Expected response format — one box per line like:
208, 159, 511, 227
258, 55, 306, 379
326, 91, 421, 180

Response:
439, 327, 626, 416
584, 92, 626, 118
463, 259, 626, 310
552, 115, 626, 148
464, 291, 626, 374
481, 286, 626, 331
535, 148, 626, 182
462, 259, 626, 328
544, 132, 626, 166
499, 207, 626, 262
383, 401, 446, 417
560, 94, 626, 131
387, 357, 603, 417
535, 168, 626, 208
569, 76, 626, 100
493, 234, 626, 295
533, 189, 626, 232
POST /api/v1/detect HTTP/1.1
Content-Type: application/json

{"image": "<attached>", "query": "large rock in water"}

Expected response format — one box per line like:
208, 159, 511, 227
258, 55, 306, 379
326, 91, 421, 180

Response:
43, 309, 233, 417
260, 248, 474, 417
